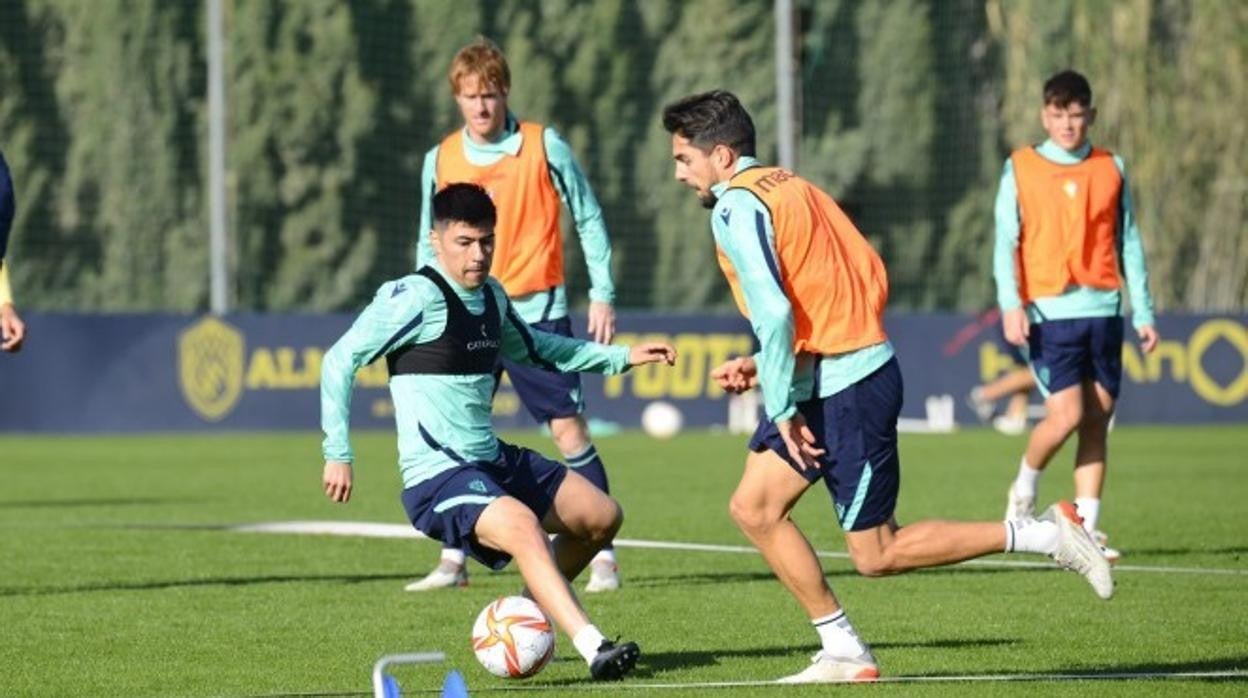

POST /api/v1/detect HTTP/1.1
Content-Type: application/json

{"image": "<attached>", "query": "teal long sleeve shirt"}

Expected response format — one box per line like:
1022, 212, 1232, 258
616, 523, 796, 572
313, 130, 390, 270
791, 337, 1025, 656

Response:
993, 139, 1156, 329
321, 262, 630, 488
416, 114, 614, 324
709, 157, 894, 423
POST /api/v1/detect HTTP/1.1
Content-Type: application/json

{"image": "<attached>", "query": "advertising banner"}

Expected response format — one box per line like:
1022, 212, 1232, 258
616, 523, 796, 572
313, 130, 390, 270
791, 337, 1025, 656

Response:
0, 312, 1243, 432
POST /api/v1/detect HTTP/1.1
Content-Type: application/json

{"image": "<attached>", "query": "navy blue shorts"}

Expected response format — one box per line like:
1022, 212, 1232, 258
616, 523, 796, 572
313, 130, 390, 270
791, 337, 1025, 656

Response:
749, 357, 903, 532
500, 316, 585, 423
1027, 317, 1124, 399
399, 441, 568, 571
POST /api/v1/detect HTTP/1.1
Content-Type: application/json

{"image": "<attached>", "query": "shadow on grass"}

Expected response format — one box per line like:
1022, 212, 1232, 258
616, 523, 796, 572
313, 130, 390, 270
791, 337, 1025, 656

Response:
627, 564, 1022, 590
528, 652, 1248, 688
0, 496, 203, 509
525, 638, 1022, 685
902, 654, 1248, 679
0, 571, 414, 597
1125, 546, 1248, 557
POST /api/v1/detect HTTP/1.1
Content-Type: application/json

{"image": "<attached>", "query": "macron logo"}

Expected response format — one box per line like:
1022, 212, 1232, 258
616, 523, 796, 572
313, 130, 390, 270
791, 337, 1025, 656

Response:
719, 209, 732, 226
390, 282, 407, 298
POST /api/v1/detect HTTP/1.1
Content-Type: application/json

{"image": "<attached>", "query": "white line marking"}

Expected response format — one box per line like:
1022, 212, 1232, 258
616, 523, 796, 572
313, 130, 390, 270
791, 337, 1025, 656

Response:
229, 521, 1248, 577
405, 670, 1248, 692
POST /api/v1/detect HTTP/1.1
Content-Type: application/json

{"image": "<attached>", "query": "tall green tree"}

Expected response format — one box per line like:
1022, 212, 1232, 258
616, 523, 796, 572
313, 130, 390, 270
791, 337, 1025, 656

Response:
7, 0, 205, 311
0, 0, 67, 307
229, 0, 377, 311
640, 0, 775, 310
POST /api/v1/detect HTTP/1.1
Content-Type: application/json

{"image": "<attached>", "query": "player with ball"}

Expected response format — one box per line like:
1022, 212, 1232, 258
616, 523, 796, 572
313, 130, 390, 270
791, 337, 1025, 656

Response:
320, 184, 676, 681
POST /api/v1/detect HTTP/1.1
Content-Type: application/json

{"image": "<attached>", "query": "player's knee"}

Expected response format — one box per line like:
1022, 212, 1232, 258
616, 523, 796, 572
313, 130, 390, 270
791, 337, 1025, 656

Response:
1082, 404, 1113, 430
497, 516, 547, 557
854, 562, 889, 578
850, 551, 894, 578
728, 495, 779, 535
549, 417, 589, 454
1045, 405, 1082, 436
586, 499, 622, 545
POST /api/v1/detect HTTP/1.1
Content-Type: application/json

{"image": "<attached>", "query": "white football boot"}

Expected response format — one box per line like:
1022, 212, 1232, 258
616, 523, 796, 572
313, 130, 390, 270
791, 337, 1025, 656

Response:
777, 650, 880, 683
404, 561, 468, 592
1043, 501, 1114, 599
584, 558, 620, 593
966, 387, 994, 422
992, 414, 1027, 435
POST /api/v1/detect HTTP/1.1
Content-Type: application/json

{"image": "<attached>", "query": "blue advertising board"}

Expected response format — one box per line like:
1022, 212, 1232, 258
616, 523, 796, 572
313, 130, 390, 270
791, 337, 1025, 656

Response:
0, 312, 1243, 432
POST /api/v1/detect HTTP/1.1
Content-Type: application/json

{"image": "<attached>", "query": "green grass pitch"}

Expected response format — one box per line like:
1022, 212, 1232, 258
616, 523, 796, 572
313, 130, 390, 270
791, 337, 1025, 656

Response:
1, 426, 1246, 696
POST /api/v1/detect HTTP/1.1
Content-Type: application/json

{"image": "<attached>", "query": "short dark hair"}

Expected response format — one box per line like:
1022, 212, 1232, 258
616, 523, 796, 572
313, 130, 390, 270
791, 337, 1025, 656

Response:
662, 90, 756, 157
1043, 70, 1092, 108
432, 182, 496, 231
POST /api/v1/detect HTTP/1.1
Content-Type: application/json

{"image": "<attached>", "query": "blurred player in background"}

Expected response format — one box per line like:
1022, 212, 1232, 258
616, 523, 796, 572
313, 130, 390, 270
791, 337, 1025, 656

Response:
412, 38, 622, 593
0, 150, 26, 353
964, 307, 1036, 435
995, 70, 1158, 563
322, 184, 674, 680
663, 90, 1112, 684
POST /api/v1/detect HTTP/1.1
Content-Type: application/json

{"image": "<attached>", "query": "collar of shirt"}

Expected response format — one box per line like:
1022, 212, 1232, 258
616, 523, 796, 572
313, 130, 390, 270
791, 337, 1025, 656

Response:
710, 155, 762, 199
1036, 138, 1092, 165
460, 112, 523, 158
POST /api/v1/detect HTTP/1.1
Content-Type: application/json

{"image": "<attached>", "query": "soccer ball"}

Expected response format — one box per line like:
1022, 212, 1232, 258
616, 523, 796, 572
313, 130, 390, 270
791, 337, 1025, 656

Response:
471, 596, 555, 679
641, 400, 683, 439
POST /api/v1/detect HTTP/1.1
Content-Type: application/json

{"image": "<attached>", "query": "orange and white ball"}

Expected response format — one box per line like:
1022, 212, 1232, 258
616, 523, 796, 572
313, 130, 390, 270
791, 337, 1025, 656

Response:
471, 596, 555, 679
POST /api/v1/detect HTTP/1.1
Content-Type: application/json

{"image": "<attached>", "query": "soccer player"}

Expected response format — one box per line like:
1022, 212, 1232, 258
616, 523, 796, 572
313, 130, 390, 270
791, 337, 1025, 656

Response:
321, 184, 673, 680
0, 150, 26, 353
412, 38, 622, 593
662, 90, 1112, 684
995, 70, 1158, 563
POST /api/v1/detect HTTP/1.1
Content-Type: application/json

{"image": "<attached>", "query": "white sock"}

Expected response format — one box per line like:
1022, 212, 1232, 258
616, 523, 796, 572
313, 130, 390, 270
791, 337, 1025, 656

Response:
1005, 519, 1058, 555
1075, 497, 1101, 534
812, 610, 869, 658
1014, 457, 1041, 499
440, 548, 465, 566
592, 549, 617, 565
572, 625, 607, 664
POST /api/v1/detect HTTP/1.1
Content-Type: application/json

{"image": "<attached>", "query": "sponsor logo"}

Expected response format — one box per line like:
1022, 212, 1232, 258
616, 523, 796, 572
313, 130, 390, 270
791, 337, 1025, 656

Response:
178, 317, 245, 422
466, 323, 499, 351
468, 479, 488, 494
177, 316, 391, 422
